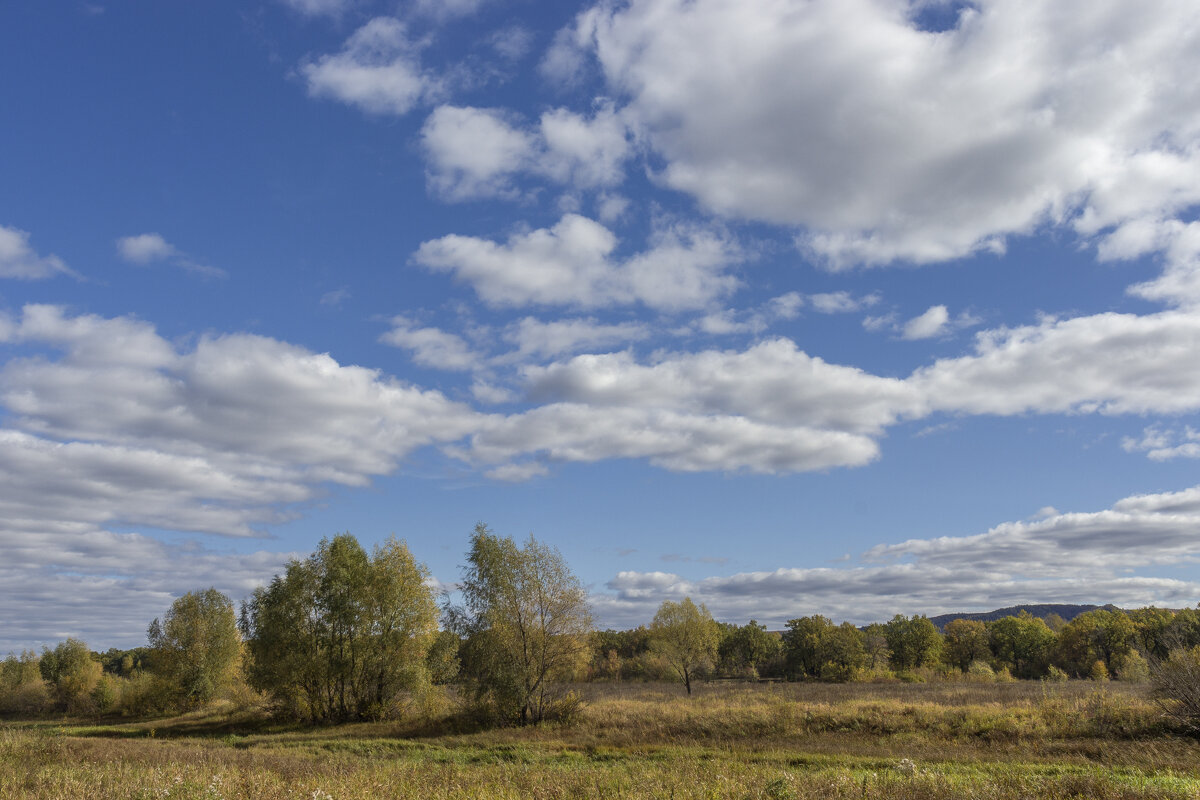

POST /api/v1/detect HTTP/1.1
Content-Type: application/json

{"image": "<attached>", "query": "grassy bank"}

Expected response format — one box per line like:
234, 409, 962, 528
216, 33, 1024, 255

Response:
2, 681, 1198, 799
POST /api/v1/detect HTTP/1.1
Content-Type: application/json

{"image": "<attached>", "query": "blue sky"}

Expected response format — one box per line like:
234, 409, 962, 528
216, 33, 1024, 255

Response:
3, 0, 1200, 651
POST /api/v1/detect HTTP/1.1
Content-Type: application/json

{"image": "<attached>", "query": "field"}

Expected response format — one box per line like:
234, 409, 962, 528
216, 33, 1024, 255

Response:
3, 681, 1200, 799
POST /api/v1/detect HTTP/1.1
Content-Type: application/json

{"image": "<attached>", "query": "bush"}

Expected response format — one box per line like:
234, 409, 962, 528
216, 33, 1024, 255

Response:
1151, 646, 1200, 730
966, 660, 995, 681
1114, 650, 1150, 683
1045, 665, 1069, 682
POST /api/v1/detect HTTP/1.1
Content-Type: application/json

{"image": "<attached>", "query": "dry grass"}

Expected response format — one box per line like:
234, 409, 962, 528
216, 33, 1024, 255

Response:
2, 681, 1198, 799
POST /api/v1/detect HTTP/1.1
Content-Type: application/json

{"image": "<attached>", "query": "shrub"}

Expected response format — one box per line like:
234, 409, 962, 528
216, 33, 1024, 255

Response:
966, 660, 995, 681
1151, 645, 1200, 730
1113, 650, 1151, 683
1045, 665, 1069, 682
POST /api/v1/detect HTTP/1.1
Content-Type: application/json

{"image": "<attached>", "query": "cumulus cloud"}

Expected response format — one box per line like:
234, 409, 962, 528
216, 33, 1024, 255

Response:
1, 305, 482, 486
591, 485, 1200, 627
302, 18, 435, 116
1123, 425, 1200, 461
421, 104, 630, 199
912, 310, 1200, 417
902, 305, 951, 340
413, 213, 738, 310
558, 0, 1200, 267
380, 316, 480, 371
0, 225, 72, 279
500, 316, 649, 361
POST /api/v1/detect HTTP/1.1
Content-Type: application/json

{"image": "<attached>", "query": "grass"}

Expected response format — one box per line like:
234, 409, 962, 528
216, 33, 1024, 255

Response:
2, 681, 1199, 799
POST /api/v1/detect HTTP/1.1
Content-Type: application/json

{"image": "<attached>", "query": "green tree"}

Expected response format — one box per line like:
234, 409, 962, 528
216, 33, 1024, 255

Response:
148, 588, 241, 709
884, 615, 941, 671
1129, 607, 1175, 661
1054, 609, 1135, 677
782, 615, 835, 680
453, 524, 592, 724
649, 597, 719, 694
942, 619, 991, 672
989, 612, 1055, 678
241, 534, 438, 722
39, 638, 101, 712
719, 620, 782, 677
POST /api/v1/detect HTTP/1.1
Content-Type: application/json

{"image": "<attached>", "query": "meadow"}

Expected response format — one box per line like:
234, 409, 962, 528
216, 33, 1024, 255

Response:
3, 680, 1200, 799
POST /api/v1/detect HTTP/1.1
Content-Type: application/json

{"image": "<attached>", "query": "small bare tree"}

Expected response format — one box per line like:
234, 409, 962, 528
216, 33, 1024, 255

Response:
1150, 645, 1200, 730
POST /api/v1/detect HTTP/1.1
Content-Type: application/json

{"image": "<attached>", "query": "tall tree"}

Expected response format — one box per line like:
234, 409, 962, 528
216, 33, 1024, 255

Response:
942, 618, 991, 672
989, 612, 1056, 678
241, 534, 438, 722
649, 597, 719, 694
148, 588, 241, 709
884, 614, 942, 671
453, 524, 592, 724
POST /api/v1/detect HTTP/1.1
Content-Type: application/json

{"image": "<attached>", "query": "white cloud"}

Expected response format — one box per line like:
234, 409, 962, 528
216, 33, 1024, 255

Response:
302, 18, 434, 116
413, 213, 738, 310
563, 0, 1200, 267
913, 310, 1200, 417
902, 304, 951, 340
116, 232, 226, 278
1123, 425, 1200, 461
421, 104, 631, 200
116, 233, 175, 264
461, 404, 882, 475
421, 106, 537, 200
380, 316, 480, 371
0, 225, 71, 279
501, 316, 649, 361
1, 305, 482, 484
809, 291, 878, 314
591, 484, 1200, 627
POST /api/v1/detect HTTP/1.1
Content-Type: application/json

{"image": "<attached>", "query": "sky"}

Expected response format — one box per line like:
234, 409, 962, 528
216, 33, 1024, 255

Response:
2, 0, 1200, 652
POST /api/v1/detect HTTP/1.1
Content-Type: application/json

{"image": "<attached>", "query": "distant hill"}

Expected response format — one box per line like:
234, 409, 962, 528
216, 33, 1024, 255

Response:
929, 603, 1121, 630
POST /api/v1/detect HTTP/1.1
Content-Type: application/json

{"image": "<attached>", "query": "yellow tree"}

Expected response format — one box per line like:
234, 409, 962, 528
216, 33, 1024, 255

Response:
455, 524, 592, 724
650, 597, 719, 695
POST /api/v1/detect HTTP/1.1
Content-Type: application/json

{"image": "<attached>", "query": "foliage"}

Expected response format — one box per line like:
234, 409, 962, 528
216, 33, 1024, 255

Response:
782, 616, 865, 682
452, 523, 592, 724
1055, 609, 1136, 677
988, 613, 1055, 679
649, 597, 719, 694
241, 533, 438, 722
884, 615, 941, 671
718, 620, 783, 677
941, 619, 990, 672
147, 588, 241, 710
39, 638, 101, 713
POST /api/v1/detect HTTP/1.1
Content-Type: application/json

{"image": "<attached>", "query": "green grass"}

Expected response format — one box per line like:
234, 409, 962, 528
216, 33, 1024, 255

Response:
2, 681, 1199, 799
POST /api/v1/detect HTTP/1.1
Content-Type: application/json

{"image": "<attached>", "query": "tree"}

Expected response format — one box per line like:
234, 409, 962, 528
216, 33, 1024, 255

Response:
241, 534, 438, 722
884, 615, 941, 671
148, 588, 241, 709
453, 524, 592, 724
650, 597, 719, 694
942, 619, 991, 672
719, 620, 782, 677
989, 612, 1055, 678
781, 616, 864, 682
40, 638, 101, 712
1054, 609, 1134, 678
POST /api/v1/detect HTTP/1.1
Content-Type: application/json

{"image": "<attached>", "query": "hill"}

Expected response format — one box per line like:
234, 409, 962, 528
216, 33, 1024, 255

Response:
928, 603, 1120, 630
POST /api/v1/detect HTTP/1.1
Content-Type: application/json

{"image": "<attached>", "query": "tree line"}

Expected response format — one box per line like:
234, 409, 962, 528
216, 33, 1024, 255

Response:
4, 526, 1200, 726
